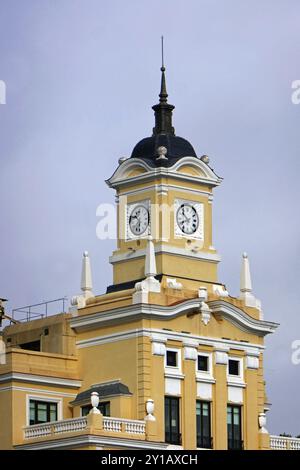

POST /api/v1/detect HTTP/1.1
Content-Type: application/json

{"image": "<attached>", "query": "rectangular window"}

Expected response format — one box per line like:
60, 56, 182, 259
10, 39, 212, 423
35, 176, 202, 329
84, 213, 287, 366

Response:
228, 359, 240, 376
196, 401, 212, 448
165, 396, 180, 445
197, 355, 209, 372
20, 340, 41, 351
81, 401, 110, 417
166, 350, 178, 367
227, 405, 243, 450
29, 400, 58, 425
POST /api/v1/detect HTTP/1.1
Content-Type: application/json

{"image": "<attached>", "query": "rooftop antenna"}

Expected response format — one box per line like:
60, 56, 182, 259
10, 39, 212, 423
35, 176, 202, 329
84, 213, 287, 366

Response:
161, 35, 165, 69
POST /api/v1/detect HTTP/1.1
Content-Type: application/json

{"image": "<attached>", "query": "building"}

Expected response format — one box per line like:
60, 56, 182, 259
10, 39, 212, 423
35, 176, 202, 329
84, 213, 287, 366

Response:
0, 63, 298, 451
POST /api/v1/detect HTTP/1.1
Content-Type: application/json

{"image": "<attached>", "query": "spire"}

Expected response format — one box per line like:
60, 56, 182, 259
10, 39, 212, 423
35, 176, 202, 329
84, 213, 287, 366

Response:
240, 252, 252, 294
239, 252, 261, 310
81, 251, 93, 298
152, 37, 175, 136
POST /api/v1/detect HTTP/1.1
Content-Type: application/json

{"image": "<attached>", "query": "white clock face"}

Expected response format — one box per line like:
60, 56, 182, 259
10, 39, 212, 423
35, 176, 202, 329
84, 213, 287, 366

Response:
176, 203, 199, 235
129, 205, 150, 236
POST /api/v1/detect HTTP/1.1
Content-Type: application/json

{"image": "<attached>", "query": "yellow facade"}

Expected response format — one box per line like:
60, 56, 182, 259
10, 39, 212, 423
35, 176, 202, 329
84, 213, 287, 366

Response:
0, 69, 288, 451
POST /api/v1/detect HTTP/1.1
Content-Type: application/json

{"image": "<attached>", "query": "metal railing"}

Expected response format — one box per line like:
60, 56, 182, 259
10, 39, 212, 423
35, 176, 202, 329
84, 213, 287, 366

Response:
11, 297, 68, 323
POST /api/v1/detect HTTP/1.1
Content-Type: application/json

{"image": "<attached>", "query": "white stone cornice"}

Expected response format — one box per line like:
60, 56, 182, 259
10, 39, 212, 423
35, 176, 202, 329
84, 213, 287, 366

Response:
0, 386, 76, 397
71, 297, 278, 337
15, 434, 169, 450
109, 243, 221, 265
117, 183, 212, 199
75, 327, 266, 357
208, 300, 279, 336
106, 157, 222, 189
0, 373, 82, 388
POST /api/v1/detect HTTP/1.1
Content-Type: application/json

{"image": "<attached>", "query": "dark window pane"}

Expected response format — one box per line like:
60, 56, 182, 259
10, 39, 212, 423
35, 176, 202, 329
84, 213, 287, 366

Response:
166, 351, 177, 367
81, 402, 110, 417
228, 359, 239, 376
196, 401, 212, 449
19, 340, 41, 351
165, 397, 180, 445
99, 402, 110, 416
29, 403, 35, 425
227, 405, 242, 450
198, 355, 208, 372
37, 403, 47, 423
29, 400, 57, 426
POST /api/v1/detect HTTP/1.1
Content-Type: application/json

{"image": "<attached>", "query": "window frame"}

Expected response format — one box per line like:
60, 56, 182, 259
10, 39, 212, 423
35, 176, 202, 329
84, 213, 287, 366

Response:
196, 352, 212, 376
196, 400, 212, 449
164, 347, 181, 373
227, 356, 243, 382
27, 396, 62, 426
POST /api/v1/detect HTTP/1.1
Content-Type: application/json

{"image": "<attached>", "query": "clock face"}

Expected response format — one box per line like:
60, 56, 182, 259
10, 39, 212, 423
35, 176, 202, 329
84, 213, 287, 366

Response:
176, 203, 199, 235
129, 205, 150, 236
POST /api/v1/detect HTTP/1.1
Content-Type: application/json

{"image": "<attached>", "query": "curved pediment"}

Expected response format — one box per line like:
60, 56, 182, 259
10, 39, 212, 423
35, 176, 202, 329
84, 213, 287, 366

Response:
71, 298, 278, 337
175, 164, 206, 177
106, 156, 222, 189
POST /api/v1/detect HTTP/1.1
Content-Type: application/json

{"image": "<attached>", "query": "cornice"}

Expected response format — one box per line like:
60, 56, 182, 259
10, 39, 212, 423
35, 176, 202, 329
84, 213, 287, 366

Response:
109, 243, 221, 265
71, 297, 278, 338
106, 157, 222, 189
208, 300, 279, 336
0, 372, 82, 389
15, 434, 168, 450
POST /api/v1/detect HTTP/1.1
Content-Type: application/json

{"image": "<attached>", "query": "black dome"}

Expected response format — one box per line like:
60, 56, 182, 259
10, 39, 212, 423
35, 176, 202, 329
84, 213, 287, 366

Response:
131, 134, 197, 167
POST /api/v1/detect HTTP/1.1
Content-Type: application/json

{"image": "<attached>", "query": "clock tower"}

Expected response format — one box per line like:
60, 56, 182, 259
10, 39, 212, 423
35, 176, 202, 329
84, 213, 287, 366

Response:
107, 63, 222, 292
0, 51, 279, 452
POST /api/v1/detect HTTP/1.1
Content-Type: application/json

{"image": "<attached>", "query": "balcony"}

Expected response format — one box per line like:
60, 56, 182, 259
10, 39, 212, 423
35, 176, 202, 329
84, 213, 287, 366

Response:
270, 435, 300, 450
24, 415, 146, 441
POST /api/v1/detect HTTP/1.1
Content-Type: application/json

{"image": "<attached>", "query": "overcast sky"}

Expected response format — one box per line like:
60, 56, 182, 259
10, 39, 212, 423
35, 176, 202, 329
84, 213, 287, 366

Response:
0, 0, 299, 436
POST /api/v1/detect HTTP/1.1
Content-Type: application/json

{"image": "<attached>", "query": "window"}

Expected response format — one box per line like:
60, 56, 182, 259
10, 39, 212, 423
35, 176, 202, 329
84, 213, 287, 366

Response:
29, 400, 57, 425
165, 397, 181, 445
228, 359, 240, 376
197, 355, 209, 372
166, 350, 178, 367
81, 401, 110, 417
196, 401, 212, 449
20, 340, 41, 351
227, 405, 243, 450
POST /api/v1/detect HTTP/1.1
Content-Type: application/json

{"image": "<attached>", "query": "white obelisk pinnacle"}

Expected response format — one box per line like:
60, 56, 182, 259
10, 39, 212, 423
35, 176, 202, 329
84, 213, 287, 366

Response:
81, 251, 93, 298
240, 252, 252, 294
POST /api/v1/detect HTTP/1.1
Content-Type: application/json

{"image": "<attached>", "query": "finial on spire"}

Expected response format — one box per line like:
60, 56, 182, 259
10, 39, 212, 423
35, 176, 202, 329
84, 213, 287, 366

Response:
159, 36, 168, 104
161, 35, 165, 69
